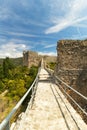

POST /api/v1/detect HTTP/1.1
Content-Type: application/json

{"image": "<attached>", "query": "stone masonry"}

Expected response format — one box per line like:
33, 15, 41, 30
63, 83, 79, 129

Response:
23, 51, 40, 68
55, 40, 87, 106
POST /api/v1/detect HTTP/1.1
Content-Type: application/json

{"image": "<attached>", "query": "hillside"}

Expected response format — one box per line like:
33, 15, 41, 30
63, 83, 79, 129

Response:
0, 57, 23, 66
43, 55, 57, 63
0, 50, 57, 67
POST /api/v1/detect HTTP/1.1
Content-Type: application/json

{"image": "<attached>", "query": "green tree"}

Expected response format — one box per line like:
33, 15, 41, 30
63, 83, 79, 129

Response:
3, 57, 15, 78
0, 65, 4, 79
0, 80, 5, 93
29, 66, 38, 78
48, 62, 56, 70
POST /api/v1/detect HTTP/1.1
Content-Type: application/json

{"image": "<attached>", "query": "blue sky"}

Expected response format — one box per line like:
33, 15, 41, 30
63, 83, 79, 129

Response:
0, 0, 87, 58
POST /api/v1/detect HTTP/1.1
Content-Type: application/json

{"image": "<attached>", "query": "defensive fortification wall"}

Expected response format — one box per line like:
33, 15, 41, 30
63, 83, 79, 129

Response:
55, 40, 87, 106
23, 51, 40, 68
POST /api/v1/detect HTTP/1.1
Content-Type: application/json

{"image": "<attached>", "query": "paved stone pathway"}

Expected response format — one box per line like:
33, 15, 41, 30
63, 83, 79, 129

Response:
11, 69, 87, 130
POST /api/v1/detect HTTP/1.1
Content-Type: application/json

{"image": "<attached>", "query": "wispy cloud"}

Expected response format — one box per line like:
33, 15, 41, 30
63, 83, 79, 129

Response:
0, 30, 57, 40
5, 31, 37, 38
0, 7, 10, 20
38, 51, 57, 56
44, 44, 56, 48
0, 0, 87, 58
45, 16, 87, 34
45, 0, 87, 34
0, 42, 30, 58
70, 34, 87, 40
72, 23, 87, 28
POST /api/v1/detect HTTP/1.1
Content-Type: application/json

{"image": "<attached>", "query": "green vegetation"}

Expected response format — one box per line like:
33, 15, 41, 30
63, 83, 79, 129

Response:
0, 57, 38, 98
0, 57, 38, 122
47, 62, 56, 70
0, 57, 23, 66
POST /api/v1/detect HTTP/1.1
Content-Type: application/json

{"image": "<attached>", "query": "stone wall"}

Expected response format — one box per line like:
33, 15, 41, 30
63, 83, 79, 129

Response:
23, 51, 40, 68
55, 40, 87, 106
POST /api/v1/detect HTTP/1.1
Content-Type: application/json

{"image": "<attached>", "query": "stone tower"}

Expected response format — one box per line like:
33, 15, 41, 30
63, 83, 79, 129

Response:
23, 51, 29, 67
56, 40, 87, 81
23, 51, 40, 68
55, 40, 87, 106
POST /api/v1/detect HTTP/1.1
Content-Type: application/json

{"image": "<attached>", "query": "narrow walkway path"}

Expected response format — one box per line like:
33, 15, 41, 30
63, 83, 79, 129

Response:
11, 69, 87, 130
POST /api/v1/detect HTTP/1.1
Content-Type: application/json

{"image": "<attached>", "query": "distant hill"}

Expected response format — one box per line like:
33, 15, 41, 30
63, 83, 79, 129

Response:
0, 52, 57, 67
0, 59, 4, 65
0, 57, 23, 66
43, 55, 57, 63
11, 57, 23, 66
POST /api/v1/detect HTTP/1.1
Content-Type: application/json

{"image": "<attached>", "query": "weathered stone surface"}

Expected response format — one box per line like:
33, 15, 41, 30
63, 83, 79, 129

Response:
23, 51, 41, 68
55, 39, 87, 106
23, 51, 56, 68
56, 40, 87, 70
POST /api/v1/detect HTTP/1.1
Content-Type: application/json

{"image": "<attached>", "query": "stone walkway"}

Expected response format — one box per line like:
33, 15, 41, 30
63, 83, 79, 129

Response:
11, 69, 87, 130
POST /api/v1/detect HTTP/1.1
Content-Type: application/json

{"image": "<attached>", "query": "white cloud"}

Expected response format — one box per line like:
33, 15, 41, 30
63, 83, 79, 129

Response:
45, 0, 87, 34
0, 7, 10, 20
72, 23, 87, 28
38, 51, 57, 56
6, 31, 37, 38
70, 34, 87, 40
44, 44, 56, 48
45, 16, 87, 34
0, 42, 29, 58
0, 37, 7, 43
1, 30, 55, 39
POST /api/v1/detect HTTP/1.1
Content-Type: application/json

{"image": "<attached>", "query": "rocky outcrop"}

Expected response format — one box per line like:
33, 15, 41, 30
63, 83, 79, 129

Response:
55, 39, 87, 106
